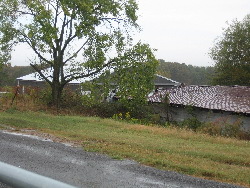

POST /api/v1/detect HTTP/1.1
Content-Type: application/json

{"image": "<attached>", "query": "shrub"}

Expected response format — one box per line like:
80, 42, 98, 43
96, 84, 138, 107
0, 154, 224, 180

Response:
38, 86, 52, 105
198, 117, 250, 140
150, 114, 161, 124
180, 117, 202, 131
60, 88, 82, 108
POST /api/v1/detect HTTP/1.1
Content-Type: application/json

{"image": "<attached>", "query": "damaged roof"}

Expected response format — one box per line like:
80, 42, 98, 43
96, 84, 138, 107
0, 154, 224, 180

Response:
154, 74, 180, 86
148, 85, 250, 114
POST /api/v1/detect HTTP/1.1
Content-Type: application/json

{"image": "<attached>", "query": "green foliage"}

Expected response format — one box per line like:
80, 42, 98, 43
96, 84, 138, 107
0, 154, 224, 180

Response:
82, 102, 125, 118
185, 105, 196, 117
80, 79, 111, 108
209, 15, 250, 86
178, 105, 203, 131
181, 117, 202, 131
157, 59, 215, 85
39, 86, 83, 108
39, 91, 51, 107
83, 99, 152, 121
112, 43, 158, 112
79, 42, 158, 116
149, 113, 161, 124
4, 106, 18, 114
0, 64, 34, 86
0, 0, 157, 106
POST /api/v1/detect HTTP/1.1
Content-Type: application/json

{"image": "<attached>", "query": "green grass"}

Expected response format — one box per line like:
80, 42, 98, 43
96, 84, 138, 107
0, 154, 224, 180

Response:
0, 110, 249, 187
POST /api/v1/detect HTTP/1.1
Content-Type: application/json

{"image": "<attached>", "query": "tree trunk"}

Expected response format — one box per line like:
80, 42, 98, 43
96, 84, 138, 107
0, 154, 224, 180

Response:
51, 62, 63, 108
51, 81, 63, 108
51, 46, 65, 108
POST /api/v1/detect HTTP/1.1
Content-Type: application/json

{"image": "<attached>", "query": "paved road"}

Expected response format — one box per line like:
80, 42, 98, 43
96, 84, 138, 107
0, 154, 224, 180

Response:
0, 131, 245, 188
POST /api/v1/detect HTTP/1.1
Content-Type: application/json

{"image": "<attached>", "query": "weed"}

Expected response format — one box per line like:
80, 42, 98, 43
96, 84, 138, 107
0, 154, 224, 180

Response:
181, 117, 202, 131
5, 106, 17, 114
198, 117, 249, 139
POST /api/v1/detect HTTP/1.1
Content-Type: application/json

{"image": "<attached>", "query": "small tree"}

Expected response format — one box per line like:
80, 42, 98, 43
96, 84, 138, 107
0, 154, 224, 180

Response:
209, 15, 250, 86
0, 0, 157, 107
80, 45, 158, 117
112, 44, 158, 110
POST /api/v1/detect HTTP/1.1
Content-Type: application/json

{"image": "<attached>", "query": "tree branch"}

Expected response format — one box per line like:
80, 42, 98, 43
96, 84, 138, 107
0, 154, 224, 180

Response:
61, 17, 76, 53
26, 5, 56, 51
100, 17, 124, 22
20, 32, 52, 66
61, 34, 77, 54
53, 0, 60, 28
16, 11, 35, 16
63, 58, 117, 85
30, 63, 52, 86
63, 38, 89, 65
58, 14, 67, 48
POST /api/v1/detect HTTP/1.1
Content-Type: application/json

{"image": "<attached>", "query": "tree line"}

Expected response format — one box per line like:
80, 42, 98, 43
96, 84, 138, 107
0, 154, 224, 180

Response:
0, 61, 215, 87
0, 64, 34, 87
157, 60, 215, 85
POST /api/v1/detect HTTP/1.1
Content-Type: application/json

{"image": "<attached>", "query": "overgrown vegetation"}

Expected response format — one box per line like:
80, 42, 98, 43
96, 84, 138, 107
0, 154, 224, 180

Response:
1, 87, 249, 141
0, 110, 249, 187
176, 116, 250, 140
0, 86, 152, 119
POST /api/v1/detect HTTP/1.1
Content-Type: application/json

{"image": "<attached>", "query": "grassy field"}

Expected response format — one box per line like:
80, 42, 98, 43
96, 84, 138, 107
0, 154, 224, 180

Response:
0, 110, 249, 187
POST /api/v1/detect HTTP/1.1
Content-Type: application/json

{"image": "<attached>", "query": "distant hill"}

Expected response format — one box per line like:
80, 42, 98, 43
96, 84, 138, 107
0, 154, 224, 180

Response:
0, 64, 34, 86
157, 59, 215, 85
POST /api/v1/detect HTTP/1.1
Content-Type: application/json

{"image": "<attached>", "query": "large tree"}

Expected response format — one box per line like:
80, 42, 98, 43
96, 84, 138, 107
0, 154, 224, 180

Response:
209, 15, 250, 86
0, 0, 157, 107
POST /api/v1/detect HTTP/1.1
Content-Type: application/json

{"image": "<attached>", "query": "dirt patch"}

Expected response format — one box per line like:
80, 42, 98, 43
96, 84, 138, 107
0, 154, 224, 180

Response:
0, 125, 82, 147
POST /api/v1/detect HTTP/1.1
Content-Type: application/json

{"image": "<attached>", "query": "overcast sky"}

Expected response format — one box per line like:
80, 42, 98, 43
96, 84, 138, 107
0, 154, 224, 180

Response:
12, 0, 250, 67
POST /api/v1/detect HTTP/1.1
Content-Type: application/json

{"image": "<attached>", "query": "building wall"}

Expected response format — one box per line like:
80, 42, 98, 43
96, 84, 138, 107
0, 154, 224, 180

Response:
153, 104, 250, 132
17, 80, 81, 93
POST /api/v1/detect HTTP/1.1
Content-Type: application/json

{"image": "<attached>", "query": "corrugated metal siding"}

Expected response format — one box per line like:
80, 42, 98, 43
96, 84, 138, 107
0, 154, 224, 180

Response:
148, 86, 250, 114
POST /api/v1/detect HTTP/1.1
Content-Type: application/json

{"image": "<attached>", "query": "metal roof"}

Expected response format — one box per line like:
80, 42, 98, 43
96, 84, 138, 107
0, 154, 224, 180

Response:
148, 85, 250, 114
154, 74, 180, 86
17, 68, 180, 87
16, 66, 102, 84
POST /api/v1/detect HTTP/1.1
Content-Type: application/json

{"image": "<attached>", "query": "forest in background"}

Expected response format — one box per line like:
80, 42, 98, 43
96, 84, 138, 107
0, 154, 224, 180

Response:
0, 60, 215, 87
157, 59, 215, 85
0, 64, 34, 87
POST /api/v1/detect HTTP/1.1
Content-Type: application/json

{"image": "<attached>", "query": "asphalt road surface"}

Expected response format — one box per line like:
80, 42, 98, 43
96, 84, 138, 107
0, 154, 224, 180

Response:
0, 131, 245, 188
